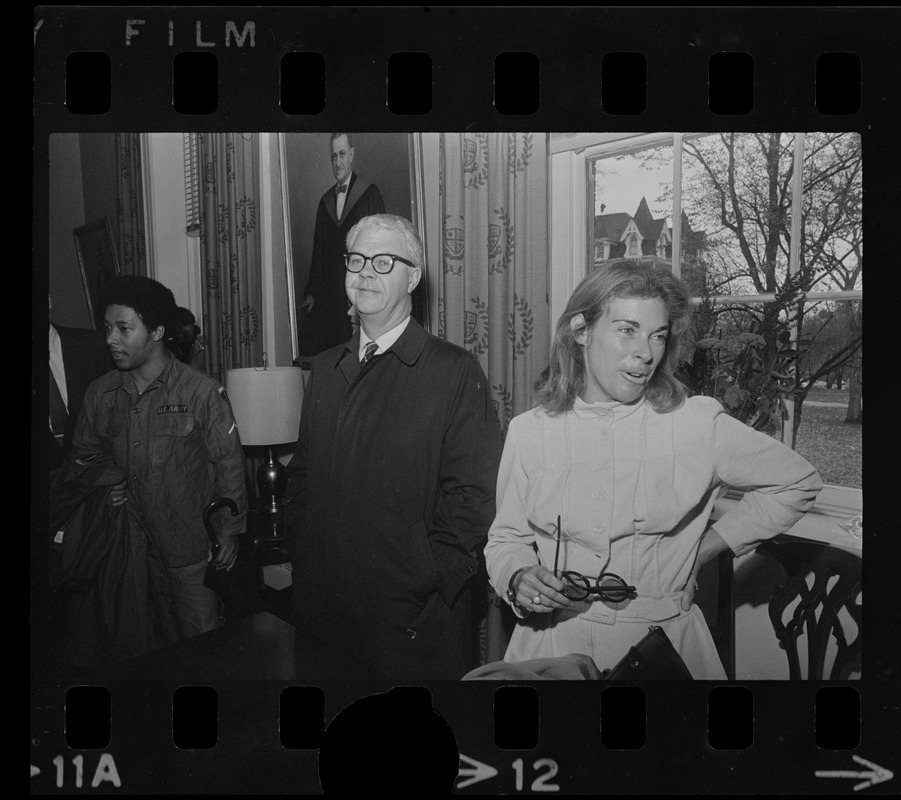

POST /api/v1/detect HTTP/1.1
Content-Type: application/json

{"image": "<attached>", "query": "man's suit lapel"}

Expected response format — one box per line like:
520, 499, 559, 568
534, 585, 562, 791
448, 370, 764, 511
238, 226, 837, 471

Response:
337, 333, 361, 384
341, 173, 363, 221
325, 185, 339, 226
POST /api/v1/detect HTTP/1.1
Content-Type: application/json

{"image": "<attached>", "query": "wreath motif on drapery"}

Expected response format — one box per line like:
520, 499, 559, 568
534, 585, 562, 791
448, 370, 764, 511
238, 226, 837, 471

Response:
216, 203, 230, 243
507, 132, 533, 175
507, 293, 534, 361
216, 197, 256, 243
219, 309, 233, 352
239, 305, 260, 346
224, 139, 236, 183
234, 197, 256, 239
202, 159, 217, 195
436, 295, 447, 340
464, 297, 490, 356
489, 207, 515, 274
492, 382, 514, 433
206, 267, 221, 298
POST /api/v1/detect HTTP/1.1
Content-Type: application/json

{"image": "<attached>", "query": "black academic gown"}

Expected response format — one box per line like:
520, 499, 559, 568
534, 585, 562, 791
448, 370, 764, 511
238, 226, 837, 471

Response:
302, 173, 385, 354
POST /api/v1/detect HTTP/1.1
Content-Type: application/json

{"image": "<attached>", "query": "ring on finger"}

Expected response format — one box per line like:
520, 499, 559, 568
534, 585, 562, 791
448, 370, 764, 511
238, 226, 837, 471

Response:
533, 594, 542, 605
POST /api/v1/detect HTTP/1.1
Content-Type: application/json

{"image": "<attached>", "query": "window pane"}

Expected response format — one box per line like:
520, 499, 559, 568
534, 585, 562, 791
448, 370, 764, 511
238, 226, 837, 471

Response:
795, 298, 862, 488
680, 133, 795, 298
795, 133, 862, 488
800, 132, 862, 295
590, 144, 674, 272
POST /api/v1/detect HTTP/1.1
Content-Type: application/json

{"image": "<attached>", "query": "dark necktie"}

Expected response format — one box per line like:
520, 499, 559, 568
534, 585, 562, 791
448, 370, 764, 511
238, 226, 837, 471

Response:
335, 182, 347, 196
49, 366, 68, 437
360, 341, 378, 367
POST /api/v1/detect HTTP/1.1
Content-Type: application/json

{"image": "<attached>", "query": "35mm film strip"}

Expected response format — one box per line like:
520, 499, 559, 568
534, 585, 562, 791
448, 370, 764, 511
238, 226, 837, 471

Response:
33, 6, 895, 795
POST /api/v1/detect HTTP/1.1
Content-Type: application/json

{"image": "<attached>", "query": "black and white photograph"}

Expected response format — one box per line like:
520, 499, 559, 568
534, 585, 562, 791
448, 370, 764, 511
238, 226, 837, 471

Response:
33, 6, 893, 796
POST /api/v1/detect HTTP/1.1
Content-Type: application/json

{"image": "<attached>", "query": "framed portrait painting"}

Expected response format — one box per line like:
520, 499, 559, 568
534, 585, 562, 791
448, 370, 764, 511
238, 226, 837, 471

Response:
73, 216, 121, 330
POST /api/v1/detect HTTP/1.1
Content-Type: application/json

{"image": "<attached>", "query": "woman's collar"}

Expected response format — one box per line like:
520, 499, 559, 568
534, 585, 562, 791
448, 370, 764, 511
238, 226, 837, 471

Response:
572, 394, 646, 421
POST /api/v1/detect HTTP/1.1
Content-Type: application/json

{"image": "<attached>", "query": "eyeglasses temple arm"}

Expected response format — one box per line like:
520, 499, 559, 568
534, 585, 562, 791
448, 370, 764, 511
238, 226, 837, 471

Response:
553, 515, 561, 576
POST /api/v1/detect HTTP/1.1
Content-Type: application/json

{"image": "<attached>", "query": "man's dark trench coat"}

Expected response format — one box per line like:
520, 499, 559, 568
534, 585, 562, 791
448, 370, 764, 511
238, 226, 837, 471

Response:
284, 319, 502, 680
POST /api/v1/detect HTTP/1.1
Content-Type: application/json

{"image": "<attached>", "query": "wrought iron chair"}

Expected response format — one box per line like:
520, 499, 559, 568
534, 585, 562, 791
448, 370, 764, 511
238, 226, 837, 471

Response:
756, 538, 861, 680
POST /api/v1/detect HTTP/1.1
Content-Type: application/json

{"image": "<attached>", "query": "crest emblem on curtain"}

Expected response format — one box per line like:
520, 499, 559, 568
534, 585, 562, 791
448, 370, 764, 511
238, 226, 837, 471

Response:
489, 209, 514, 274
464, 301, 489, 355
445, 226, 465, 261
463, 138, 478, 171
487, 224, 501, 257
464, 310, 477, 342
235, 197, 256, 240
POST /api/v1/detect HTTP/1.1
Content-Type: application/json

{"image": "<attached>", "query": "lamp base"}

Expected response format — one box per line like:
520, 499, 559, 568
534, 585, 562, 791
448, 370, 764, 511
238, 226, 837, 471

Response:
255, 446, 287, 542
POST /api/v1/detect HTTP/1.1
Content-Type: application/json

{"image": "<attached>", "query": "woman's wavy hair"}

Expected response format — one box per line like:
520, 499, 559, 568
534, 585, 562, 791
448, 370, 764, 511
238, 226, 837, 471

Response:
535, 261, 692, 415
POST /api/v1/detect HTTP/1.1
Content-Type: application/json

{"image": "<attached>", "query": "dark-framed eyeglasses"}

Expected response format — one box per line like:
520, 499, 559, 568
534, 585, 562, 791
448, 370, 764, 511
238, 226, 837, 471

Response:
553, 515, 636, 603
344, 252, 415, 274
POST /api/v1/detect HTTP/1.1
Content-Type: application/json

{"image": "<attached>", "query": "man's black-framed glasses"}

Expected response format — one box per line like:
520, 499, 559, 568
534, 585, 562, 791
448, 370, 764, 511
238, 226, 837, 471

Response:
553, 515, 636, 603
344, 252, 415, 274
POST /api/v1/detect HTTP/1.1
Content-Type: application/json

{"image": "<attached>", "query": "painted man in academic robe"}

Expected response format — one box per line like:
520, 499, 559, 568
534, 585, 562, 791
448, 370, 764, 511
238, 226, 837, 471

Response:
300, 133, 385, 354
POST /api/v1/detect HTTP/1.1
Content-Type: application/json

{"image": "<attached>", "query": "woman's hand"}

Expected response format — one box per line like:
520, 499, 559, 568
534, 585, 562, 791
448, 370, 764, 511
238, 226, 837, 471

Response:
512, 565, 573, 613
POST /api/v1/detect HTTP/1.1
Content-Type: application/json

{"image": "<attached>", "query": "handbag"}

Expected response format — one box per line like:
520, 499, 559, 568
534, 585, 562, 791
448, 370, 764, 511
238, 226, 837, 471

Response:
602, 625, 694, 680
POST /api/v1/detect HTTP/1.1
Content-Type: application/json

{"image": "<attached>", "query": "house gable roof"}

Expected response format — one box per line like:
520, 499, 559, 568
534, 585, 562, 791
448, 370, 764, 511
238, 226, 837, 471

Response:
594, 212, 633, 241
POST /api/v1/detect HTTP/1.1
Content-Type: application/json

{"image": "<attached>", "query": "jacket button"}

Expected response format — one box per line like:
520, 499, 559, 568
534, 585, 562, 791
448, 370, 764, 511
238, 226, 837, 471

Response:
467, 564, 475, 573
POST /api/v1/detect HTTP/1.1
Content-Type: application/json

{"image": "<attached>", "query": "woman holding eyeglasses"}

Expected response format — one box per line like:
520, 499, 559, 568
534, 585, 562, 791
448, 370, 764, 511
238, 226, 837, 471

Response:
484, 261, 822, 679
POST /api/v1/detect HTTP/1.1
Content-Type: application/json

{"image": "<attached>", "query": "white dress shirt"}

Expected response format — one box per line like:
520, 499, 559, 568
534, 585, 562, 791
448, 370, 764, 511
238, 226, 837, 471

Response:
336, 171, 352, 220
358, 316, 410, 362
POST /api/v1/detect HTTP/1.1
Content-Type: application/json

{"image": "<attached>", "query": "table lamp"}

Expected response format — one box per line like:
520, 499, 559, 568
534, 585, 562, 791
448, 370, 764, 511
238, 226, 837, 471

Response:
225, 362, 304, 530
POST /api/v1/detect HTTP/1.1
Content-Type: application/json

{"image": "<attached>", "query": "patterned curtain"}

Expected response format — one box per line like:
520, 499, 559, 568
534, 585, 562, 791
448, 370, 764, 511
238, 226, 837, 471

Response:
438, 132, 550, 663
197, 133, 264, 383
114, 133, 148, 276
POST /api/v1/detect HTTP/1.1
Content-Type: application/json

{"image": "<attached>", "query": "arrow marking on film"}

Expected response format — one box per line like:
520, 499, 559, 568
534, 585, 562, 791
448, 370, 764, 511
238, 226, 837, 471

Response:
816, 755, 894, 791
31, 765, 40, 778
456, 753, 498, 789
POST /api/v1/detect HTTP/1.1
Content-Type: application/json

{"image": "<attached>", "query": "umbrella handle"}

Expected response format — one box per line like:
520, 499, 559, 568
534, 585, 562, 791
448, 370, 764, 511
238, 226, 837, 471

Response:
203, 497, 239, 550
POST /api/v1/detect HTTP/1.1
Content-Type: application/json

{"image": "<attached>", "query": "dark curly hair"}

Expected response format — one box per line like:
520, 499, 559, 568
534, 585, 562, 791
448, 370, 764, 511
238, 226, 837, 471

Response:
99, 275, 178, 336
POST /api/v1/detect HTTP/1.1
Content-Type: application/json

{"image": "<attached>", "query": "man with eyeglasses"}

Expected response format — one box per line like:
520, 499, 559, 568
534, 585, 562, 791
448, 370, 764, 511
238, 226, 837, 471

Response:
299, 133, 385, 355
284, 214, 502, 682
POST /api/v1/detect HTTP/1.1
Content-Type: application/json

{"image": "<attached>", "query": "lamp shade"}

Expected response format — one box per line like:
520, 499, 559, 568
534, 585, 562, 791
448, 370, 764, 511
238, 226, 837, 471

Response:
225, 367, 304, 446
